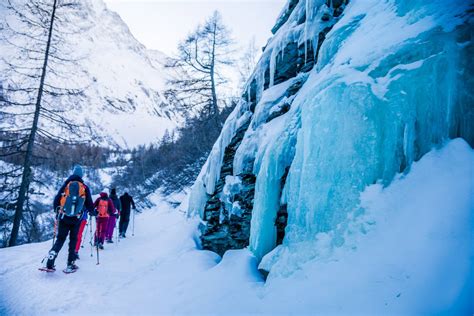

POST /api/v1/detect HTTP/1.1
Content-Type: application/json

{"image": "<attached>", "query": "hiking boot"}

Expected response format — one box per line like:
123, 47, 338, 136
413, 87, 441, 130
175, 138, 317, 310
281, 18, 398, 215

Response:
46, 250, 57, 269
65, 261, 79, 273
67, 261, 79, 270
106, 239, 113, 244
75, 252, 80, 260
98, 243, 104, 250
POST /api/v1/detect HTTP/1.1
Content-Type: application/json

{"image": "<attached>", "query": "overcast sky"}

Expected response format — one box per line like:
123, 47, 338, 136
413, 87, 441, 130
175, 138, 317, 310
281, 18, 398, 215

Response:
103, 0, 286, 56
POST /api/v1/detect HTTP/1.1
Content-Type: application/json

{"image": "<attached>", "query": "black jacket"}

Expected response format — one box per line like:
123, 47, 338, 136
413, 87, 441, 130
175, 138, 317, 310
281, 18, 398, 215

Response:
119, 193, 135, 219
53, 175, 94, 214
110, 193, 121, 213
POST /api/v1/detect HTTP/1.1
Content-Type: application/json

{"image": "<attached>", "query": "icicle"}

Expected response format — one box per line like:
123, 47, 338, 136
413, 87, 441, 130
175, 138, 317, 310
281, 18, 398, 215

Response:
304, 0, 310, 63
269, 49, 276, 87
444, 39, 456, 130
403, 123, 409, 164
257, 67, 264, 103
247, 84, 251, 103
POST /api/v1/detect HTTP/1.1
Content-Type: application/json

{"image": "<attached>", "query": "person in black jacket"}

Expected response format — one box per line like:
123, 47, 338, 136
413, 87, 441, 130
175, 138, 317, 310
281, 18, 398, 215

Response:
45, 165, 94, 271
119, 192, 136, 238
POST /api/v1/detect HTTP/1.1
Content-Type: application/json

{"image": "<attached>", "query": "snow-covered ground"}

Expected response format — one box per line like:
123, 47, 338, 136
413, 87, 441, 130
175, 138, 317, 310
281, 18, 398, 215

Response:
0, 139, 472, 315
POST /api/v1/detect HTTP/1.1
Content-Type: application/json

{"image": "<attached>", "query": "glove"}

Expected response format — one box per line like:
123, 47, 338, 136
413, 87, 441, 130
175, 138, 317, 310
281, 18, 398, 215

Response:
115, 213, 119, 219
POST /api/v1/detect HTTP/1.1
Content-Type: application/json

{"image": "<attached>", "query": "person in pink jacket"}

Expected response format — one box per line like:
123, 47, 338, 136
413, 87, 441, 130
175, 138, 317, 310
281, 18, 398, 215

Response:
93, 192, 115, 249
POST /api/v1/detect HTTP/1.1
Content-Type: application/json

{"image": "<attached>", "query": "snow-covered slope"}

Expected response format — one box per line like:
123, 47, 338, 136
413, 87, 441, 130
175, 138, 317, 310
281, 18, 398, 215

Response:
0, 139, 472, 314
186, 0, 473, 274
0, 0, 177, 147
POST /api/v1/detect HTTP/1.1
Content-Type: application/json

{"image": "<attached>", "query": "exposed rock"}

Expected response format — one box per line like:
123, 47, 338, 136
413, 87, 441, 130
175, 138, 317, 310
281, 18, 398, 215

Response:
315, 26, 334, 64
273, 42, 299, 86
264, 67, 270, 90
265, 101, 291, 123
242, 79, 258, 113
201, 118, 253, 255
286, 74, 309, 97
297, 40, 316, 74
275, 167, 290, 246
271, 0, 299, 35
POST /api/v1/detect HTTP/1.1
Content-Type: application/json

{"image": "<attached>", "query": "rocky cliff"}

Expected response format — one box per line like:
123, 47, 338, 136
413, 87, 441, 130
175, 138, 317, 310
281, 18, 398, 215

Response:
187, 0, 473, 276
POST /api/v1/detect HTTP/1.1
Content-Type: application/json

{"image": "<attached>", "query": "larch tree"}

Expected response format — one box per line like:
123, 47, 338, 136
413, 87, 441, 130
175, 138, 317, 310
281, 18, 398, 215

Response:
165, 11, 234, 117
0, 0, 93, 247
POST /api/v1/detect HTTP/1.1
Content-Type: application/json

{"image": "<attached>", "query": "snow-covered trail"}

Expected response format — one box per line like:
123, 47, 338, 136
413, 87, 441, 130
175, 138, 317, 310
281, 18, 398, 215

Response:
0, 139, 472, 315
0, 205, 263, 315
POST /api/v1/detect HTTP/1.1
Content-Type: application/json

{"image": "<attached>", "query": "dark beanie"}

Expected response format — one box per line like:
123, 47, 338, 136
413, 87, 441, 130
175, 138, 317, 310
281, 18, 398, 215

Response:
72, 165, 83, 178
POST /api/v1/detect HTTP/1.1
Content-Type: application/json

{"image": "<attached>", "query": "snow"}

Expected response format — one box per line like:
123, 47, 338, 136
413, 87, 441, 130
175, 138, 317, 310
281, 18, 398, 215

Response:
0, 0, 178, 148
1, 139, 472, 314
221, 175, 243, 219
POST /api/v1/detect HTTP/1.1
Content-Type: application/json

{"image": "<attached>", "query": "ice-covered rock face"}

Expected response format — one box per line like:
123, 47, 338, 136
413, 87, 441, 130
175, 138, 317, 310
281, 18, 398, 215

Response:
187, 0, 473, 275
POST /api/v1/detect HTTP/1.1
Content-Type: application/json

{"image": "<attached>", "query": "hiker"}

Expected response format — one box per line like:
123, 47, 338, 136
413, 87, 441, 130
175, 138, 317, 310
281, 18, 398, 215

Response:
45, 165, 94, 272
106, 188, 121, 243
74, 210, 88, 260
93, 192, 115, 249
119, 192, 136, 238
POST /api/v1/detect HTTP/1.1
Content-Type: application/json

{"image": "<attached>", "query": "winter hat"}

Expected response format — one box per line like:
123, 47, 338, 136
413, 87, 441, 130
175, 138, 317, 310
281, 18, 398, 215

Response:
72, 165, 83, 178
110, 188, 117, 196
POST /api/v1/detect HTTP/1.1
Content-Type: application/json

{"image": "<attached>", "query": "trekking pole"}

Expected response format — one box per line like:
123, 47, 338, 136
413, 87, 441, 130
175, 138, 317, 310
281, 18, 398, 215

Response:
96, 217, 101, 265
132, 209, 135, 237
89, 215, 93, 258
116, 219, 119, 244
81, 219, 89, 249
52, 211, 59, 248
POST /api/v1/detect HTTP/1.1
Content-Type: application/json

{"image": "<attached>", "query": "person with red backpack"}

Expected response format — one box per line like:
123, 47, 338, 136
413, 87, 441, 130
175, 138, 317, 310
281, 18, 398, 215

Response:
43, 165, 94, 273
93, 192, 115, 249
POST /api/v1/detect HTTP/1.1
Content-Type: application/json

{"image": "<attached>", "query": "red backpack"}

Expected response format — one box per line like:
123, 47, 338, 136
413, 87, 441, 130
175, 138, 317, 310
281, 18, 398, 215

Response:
97, 199, 109, 218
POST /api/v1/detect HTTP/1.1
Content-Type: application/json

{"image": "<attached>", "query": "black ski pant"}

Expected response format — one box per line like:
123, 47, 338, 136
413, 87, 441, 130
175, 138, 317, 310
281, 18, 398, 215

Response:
50, 215, 80, 264
119, 217, 129, 235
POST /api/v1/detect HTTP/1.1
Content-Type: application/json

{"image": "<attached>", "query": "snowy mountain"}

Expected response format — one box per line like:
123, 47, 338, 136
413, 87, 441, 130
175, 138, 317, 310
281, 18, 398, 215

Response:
184, 0, 474, 307
0, 0, 177, 148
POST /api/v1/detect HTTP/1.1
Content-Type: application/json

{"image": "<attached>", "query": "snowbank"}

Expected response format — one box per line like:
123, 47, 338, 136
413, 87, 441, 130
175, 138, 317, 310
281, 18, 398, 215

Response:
259, 138, 473, 314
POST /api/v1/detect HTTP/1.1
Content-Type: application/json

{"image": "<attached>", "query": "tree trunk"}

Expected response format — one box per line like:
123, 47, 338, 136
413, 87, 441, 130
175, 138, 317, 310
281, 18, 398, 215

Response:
209, 20, 218, 116
8, 0, 58, 247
